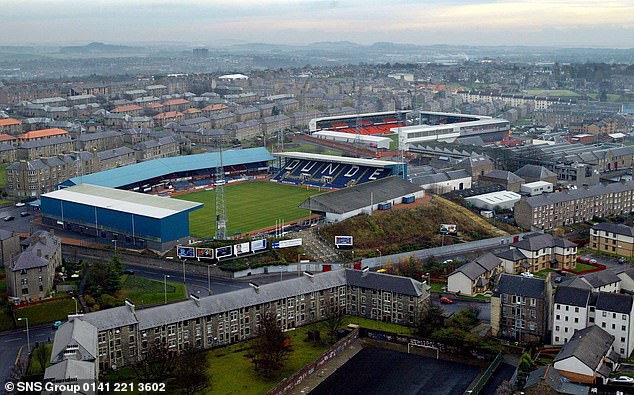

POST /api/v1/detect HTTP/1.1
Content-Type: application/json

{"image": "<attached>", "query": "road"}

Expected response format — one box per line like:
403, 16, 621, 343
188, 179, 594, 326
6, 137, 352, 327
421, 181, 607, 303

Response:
0, 325, 56, 391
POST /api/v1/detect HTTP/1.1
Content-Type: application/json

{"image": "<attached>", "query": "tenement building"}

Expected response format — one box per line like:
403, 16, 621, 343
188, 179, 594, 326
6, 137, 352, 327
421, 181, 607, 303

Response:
514, 181, 634, 230
590, 223, 634, 258
48, 269, 429, 380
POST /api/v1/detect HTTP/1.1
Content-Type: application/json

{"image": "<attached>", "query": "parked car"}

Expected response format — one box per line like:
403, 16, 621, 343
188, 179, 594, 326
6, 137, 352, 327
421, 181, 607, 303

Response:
20, 211, 30, 217
589, 259, 598, 264
618, 257, 628, 264
122, 269, 135, 275
52, 321, 62, 330
3, 216, 14, 221
521, 272, 535, 278
15, 202, 25, 207
576, 256, 591, 263
555, 276, 563, 283
439, 297, 454, 304
609, 376, 634, 384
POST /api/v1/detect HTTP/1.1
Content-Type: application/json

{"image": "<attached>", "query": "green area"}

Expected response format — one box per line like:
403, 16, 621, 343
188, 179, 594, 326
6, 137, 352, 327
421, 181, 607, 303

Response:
284, 143, 343, 156
524, 89, 580, 97
321, 195, 507, 256
28, 344, 52, 375
341, 316, 413, 336
16, 298, 78, 326
0, 163, 8, 189
386, 133, 399, 150
116, 275, 187, 306
176, 182, 320, 238
533, 269, 555, 278
430, 282, 446, 293
571, 262, 597, 273
587, 93, 623, 102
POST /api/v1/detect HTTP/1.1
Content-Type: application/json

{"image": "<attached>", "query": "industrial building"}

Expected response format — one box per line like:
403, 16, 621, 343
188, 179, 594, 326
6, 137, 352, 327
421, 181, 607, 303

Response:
299, 176, 424, 222
40, 184, 202, 251
520, 181, 554, 196
465, 190, 521, 211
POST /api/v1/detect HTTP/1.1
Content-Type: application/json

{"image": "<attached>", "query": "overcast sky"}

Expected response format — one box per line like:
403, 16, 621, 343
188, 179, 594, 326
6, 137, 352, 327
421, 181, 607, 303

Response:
2, 0, 634, 47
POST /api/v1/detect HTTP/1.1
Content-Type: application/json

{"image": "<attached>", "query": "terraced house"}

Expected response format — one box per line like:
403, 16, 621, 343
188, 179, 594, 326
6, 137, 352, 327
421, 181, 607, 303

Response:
47, 269, 429, 379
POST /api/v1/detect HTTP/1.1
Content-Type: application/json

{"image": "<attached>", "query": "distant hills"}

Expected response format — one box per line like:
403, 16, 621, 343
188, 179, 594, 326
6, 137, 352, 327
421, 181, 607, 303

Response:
59, 42, 140, 54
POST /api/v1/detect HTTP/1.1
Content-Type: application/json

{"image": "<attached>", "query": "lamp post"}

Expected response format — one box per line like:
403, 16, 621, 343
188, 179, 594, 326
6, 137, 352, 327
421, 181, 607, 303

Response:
112, 239, 117, 254
376, 249, 382, 266
297, 253, 306, 277
163, 274, 170, 304
17, 317, 30, 351
207, 264, 217, 296
182, 259, 187, 284
72, 297, 78, 315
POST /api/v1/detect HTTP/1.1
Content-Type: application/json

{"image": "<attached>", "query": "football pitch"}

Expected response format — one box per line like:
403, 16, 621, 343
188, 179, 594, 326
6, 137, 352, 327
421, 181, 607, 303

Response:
174, 181, 321, 238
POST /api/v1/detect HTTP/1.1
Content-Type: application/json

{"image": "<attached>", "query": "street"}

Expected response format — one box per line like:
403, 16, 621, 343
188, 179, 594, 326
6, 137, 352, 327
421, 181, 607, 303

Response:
0, 325, 56, 391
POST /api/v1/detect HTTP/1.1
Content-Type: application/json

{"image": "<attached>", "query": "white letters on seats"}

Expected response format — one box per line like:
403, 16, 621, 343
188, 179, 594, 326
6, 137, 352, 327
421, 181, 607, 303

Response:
344, 166, 359, 177
368, 168, 383, 180
321, 163, 340, 175
285, 160, 300, 170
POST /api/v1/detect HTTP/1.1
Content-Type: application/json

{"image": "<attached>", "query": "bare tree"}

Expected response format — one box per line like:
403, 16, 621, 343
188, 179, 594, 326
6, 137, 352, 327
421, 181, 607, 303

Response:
133, 341, 176, 382
321, 302, 345, 343
247, 312, 292, 379
173, 344, 210, 395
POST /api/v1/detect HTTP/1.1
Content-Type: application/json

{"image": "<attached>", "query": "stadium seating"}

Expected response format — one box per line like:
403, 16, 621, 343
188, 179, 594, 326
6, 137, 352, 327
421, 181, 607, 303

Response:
272, 159, 394, 189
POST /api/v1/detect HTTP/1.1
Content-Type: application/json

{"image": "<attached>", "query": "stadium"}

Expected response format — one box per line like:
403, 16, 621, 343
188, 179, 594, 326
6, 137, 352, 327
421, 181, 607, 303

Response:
44, 147, 408, 247
307, 110, 510, 150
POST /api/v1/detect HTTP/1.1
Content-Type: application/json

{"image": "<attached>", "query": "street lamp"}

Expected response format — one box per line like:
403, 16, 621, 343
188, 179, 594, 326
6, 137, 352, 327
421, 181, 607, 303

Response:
297, 253, 306, 277
376, 249, 382, 266
17, 317, 30, 351
112, 239, 117, 254
182, 259, 187, 283
72, 297, 78, 315
163, 274, 170, 304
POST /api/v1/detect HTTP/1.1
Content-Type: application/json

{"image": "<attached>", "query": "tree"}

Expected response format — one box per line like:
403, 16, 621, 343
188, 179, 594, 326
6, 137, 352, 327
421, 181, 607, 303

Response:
133, 342, 176, 382
35, 344, 49, 374
9, 360, 26, 382
415, 305, 445, 338
173, 344, 210, 395
321, 303, 345, 343
247, 312, 292, 378
518, 352, 535, 371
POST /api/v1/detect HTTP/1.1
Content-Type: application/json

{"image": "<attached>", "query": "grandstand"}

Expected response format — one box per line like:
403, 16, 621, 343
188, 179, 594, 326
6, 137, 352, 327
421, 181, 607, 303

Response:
309, 111, 409, 135
60, 147, 273, 193
396, 111, 510, 149
271, 152, 405, 189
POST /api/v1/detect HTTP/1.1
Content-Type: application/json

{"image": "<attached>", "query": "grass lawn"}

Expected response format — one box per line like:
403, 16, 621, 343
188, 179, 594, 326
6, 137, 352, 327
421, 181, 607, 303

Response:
534, 269, 555, 278
571, 262, 598, 273
176, 182, 321, 238
341, 316, 414, 336
386, 133, 399, 150
430, 282, 446, 293
207, 324, 331, 395
285, 143, 343, 156
16, 298, 77, 326
524, 89, 580, 97
28, 344, 52, 375
116, 275, 186, 306
0, 163, 8, 189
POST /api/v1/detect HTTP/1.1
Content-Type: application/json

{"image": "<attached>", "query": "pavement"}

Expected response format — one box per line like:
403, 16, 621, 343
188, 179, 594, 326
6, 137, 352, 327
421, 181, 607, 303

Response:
0, 325, 56, 391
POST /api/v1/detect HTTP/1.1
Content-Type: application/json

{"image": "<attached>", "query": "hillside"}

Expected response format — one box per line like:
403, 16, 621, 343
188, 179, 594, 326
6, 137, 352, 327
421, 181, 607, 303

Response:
319, 195, 508, 256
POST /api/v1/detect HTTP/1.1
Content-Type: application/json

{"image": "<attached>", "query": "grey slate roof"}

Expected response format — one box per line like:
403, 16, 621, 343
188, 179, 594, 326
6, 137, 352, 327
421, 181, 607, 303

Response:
524, 366, 589, 395
19, 136, 72, 149
345, 269, 424, 296
98, 147, 134, 161
300, 177, 423, 214
493, 248, 527, 261
81, 305, 138, 331
582, 271, 621, 289
554, 286, 591, 307
12, 231, 60, 271
554, 325, 616, 371
179, 117, 210, 126
451, 261, 487, 280
410, 169, 470, 186
524, 181, 634, 208
51, 319, 98, 363
592, 222, 634, 237
512, 233, 575, 251
593, 292, 633, 314
482, 169, 524, 183
44, 359, 96, 382
78, 130, 122, 142
473, 252, 503, 271
514, 164, 557, 180
493, 274, 546, 299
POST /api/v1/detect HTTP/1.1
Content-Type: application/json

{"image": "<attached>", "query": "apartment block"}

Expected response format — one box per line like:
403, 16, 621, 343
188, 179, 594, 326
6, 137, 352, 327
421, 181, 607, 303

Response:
590, 223, 634, 258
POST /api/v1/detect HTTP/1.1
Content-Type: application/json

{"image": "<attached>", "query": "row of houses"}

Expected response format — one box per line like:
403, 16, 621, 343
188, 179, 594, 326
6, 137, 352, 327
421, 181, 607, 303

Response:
46, 269, 430, 385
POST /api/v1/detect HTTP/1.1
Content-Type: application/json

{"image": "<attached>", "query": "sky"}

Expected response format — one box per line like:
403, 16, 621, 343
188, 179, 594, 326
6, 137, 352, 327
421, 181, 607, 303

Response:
2, 0, 634, 47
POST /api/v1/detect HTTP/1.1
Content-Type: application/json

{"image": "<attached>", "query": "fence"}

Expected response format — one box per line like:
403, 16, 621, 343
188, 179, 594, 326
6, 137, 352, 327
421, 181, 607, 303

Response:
268, 328, 360, 395
463, 352, 504, 395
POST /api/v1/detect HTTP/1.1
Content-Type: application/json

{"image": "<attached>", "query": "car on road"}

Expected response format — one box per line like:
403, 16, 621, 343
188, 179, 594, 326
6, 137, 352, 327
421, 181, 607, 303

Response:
577, 256, 591, 263
609, 376, 634, 384
20, 211, 30, 217
619, 257, 628, 264
440, 297, 454, 304
15, 202, 25, 207
52, 321, 62, 330
3, 216, 15, 221
122, 269, 135, 275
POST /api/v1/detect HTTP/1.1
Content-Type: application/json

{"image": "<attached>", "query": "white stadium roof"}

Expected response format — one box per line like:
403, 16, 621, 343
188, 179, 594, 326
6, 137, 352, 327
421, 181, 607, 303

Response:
42, 184, 202, 219
312, 130, 392, 143
273, 152, 402, 167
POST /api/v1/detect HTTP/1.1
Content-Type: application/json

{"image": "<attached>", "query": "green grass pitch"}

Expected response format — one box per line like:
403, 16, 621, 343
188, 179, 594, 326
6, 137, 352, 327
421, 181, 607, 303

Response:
174, 181, 321, 238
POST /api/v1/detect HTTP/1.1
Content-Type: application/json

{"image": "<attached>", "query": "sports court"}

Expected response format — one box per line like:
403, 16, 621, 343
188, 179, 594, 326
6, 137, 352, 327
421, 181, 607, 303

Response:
310, 347, 480, 395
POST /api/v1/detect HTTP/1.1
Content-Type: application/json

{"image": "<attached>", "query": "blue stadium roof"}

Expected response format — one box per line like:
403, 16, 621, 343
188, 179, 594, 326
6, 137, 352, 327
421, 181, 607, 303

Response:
62, 147, 274, 188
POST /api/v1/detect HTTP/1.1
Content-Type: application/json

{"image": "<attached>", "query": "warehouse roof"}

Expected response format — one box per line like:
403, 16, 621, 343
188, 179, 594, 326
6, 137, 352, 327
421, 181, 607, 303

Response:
63, 147, 274, 188
300, 177, 422, 214
42, 184, 202, 219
